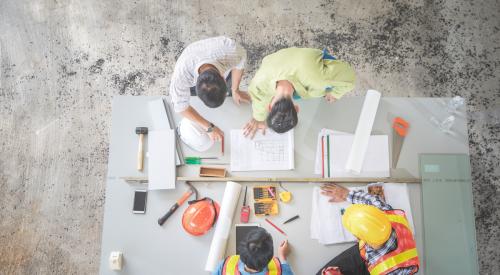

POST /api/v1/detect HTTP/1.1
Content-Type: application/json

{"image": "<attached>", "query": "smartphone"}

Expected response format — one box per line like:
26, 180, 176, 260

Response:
133, 189, 148, 214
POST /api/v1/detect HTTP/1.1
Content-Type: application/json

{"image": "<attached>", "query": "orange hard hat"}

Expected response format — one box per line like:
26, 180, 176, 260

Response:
182, 198, 220, 236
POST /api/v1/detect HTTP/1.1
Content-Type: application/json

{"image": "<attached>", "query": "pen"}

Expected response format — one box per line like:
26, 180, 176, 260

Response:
327, 135, 330, 178
221, 136, 224, 156
283, 215, 300, 224
265, 218, 287, 236
321, 136, 325, 178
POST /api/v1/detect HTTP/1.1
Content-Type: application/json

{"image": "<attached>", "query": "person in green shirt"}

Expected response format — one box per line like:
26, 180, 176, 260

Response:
243, 47, 356, 138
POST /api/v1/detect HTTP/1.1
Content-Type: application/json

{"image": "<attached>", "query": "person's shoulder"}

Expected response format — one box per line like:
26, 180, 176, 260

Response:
210, 259, 226, 275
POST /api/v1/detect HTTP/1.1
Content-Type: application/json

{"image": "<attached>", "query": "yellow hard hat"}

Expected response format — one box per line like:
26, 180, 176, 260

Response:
342, 204, 391, 247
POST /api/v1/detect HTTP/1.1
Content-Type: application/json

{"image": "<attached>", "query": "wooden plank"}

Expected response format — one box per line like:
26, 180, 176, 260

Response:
121, 176, 421, 183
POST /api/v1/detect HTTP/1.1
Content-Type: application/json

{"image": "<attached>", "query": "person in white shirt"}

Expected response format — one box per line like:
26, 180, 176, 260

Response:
170, 36, 250, 142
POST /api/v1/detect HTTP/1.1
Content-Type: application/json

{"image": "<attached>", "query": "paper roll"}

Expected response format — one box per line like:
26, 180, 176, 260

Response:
205, 181, 242, 272
345, 90, 381, 174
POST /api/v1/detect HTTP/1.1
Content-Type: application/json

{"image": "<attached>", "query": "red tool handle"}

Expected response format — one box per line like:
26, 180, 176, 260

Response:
392, 117, 410, 136
177, 190, 194, 205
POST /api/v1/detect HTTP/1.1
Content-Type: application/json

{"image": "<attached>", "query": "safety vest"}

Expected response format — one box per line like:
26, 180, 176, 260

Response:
222, 255, 282, 275
359, 209, 420, 275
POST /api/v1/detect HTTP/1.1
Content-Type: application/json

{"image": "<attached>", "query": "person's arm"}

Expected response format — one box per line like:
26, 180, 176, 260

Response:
278, 240, 294, 275
243, 80, 293, 138
231, 68, 251, 105
281, 262, 295, 275
347, 190, 392, 211
320, 183, 393, 211
181, 106, 224, 141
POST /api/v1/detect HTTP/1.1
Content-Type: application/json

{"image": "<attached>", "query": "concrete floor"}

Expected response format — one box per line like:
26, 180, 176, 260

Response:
0, 0, 498, 274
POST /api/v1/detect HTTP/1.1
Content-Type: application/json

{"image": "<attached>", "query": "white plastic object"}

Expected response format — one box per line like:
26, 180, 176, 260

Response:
109, 251, 123, 270
345, 89, 381, 174
178, 118, 214, 152
446, 96, 464, 114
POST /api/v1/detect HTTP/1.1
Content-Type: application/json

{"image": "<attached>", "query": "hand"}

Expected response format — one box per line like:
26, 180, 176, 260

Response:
324, 93, 337, 103
232, 89, 251, 105
322, 266, 343, 275
321, 183, 349, 202
207, 126, 224, 142
243, 118, 267, 139
278, 240, 290, 261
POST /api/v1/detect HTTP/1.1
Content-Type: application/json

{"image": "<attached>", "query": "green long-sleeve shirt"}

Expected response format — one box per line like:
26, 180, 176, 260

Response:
248, 48, 356, 121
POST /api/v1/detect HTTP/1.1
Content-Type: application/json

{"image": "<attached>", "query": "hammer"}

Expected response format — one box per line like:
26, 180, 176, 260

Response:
135, 127, 148, 171
158, 182, 198, 226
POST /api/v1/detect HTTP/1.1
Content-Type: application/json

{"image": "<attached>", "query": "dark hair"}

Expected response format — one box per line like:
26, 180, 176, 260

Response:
266, 97, 298, 133
196, 69, 227, 108
238, 228, 274, 271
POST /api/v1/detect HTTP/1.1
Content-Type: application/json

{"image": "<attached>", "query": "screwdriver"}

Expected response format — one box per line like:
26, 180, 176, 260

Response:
184, 156, 227, 165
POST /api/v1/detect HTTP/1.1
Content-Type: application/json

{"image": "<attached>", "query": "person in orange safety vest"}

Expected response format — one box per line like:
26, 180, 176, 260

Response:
317, 183, 419, 275
212, 227, 294, 275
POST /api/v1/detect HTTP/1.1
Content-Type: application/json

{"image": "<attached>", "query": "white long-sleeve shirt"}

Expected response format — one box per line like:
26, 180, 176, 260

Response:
169, 36, 247, 112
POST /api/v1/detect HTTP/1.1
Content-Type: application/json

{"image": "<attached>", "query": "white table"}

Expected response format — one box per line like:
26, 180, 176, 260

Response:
100, 95, 470, 275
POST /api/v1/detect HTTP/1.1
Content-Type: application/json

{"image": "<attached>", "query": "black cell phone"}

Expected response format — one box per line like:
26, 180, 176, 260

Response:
133, 189, 147, 214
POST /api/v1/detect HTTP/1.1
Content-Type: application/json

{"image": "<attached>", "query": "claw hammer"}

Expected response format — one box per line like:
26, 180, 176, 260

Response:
158, 182, 198, 226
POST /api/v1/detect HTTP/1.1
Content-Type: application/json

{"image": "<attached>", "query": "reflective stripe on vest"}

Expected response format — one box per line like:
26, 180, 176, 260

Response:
222, 255, 282, 275
223, 255, 241, 275
268, 257, 282, 275
369, 248, 418, 275
359, 210, 419, 275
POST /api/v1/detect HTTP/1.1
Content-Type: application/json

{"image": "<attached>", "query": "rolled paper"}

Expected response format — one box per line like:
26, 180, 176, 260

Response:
205, 181, 242, 271
345, 90, 381, 174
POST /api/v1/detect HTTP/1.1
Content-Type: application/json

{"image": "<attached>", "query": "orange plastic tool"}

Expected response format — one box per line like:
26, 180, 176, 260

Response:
392, 117, 410, 168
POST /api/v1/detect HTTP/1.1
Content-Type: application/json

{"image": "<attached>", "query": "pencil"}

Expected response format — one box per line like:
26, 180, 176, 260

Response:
283, 215, 300, 224
327, 135, 330, 178
265, 218, 287, 236
321, 136, 325, 178
221, 136, 224, 156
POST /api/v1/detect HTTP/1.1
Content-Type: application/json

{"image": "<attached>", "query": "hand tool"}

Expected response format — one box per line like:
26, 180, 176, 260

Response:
283, 215, 300, 224
240, 186, 250, 223
185, 156, 217, 163
254, 202, 279, 216
267, 187, 276, 199
327, 135, 331, 178
158, 182, 198, 226
278, 182, 292, 203
253, 186, 277, 200
135, 127, 148, 171
184, 157, 227, 165
392, 117, 410, 168
265, 218, 287, 236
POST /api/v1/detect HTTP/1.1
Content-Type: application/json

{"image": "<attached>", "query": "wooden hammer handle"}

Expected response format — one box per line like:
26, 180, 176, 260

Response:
137, 134, 144, 171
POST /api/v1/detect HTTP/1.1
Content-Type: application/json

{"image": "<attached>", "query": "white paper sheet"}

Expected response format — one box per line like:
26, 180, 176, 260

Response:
315, 130, 390, 178
311, 183, 415, 245
148, 98, 181, 165
230, 130, 294, 171
147, 130, 176, 190
205, 181, 242, 272
311, 186, 357, 244
329, 135, 390, 178
314, 129, 350, 174
346, 90, 381, 174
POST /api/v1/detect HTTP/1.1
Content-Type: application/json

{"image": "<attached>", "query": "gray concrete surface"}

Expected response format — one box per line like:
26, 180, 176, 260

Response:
0, 0, 498, 274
